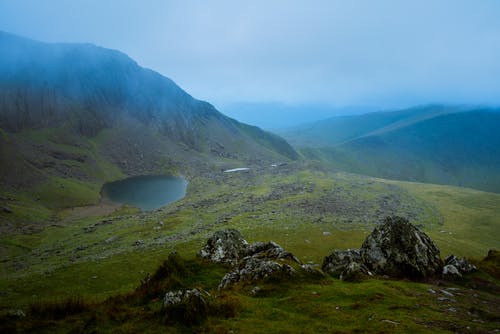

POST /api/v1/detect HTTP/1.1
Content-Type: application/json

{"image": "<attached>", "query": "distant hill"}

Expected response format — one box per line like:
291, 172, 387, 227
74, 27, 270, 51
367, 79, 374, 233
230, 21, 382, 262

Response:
0, 31, 297, 205
282, 106, 500, 193
221, 102, 374, 130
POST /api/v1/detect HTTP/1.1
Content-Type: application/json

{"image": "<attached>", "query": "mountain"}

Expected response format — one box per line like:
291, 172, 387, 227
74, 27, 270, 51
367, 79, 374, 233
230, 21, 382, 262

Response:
282, 106, 500, 193
220, 102, 374, 130
279, 105, 468, 147
0, 31, 297, 206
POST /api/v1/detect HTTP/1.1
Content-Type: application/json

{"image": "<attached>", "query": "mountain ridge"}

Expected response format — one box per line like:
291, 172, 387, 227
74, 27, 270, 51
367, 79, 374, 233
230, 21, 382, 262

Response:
287, 107, 500, 193
0, 31, 298, 206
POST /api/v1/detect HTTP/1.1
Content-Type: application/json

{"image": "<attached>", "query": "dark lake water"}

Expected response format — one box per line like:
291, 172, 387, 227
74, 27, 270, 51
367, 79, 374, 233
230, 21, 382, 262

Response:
101, 175, 188, 211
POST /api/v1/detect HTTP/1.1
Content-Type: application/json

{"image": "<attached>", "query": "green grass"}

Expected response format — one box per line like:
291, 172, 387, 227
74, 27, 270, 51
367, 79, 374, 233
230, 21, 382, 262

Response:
1, 165, 499, 332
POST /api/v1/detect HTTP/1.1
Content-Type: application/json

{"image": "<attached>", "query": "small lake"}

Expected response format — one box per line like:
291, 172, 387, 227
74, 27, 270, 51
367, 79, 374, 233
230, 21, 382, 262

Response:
101, 175, 188, 211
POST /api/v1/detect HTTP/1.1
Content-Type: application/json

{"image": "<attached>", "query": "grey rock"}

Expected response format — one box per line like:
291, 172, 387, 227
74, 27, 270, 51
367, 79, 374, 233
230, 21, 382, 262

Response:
442, 264, 462, 279
198, 229, 248, 265
340, 261, 372, 282
301, 264, 325, 277
2, 206, 13, 214
361, 216, 442, 279
219, 257, 296, 288
163, 288, 208, 324
105, 236, 118, 244
247, 241, 300, 263
250, 286, 262, 296
7, 309, 25, 318
322, 249, 362, 277
444, 255, 476, 274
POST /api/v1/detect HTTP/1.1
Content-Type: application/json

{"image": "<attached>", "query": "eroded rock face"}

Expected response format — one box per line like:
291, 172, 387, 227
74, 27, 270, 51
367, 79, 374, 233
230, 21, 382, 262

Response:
444, 255, 476, 274
248, 241, 300, 263
198, 229, 249, 265
163, 289, 208, 324
442, 264, 462, 279
322, 249, 362, 277
361, 216, 442, 279
219, 257, 296, 288
340, 262, 372, 282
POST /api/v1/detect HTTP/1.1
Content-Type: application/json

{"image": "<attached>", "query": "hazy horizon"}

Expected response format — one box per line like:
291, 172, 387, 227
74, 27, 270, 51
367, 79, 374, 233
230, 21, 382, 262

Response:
1, 1, 500, 113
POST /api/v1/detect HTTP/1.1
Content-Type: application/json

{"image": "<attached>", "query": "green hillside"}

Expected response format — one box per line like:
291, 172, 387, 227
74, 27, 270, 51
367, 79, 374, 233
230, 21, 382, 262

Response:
280, 105, 460, 147
0, 31, 298, 209
293, 109, 500, 193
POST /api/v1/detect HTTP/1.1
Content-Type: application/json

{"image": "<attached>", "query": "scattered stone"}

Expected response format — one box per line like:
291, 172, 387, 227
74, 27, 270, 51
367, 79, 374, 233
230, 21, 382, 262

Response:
441, 289, 455, 297
427, 288, 436, 294
444, 255, 476, 274
105, 236, 118, 244
322, 249, 362, 277
219, 257, 296, 288
442, 264, 462, 279
361, 216, 442, 279
250, 286, 262, 296
163, 289, 208, 325
134, 240, 144, 247
2, 206, 13, 214
340, 261, 372, 282
323, 231, 332, 236
198, 229, 248, 265
6, 309, 25, 318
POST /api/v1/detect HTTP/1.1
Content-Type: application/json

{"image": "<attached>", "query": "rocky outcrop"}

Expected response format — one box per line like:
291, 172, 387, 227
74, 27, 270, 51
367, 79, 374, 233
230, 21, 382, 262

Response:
442, 264, 462, 279
247, 241, 300, 263
360, 216, 442, 279
444, 255, 476, 274
340, 262, 372, 282
163, 289, 208, 324
198, 229, 249, 265
219, 257, 296, 288
322, 249, 362, 277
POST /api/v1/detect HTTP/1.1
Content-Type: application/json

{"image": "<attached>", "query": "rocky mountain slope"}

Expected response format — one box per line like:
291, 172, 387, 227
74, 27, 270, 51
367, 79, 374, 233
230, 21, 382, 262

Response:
0, 31, 297, 204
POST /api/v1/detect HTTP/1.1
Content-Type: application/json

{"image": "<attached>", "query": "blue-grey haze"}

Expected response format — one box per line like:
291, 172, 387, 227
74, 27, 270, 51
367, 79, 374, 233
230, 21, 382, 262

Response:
1, 0, 500, 115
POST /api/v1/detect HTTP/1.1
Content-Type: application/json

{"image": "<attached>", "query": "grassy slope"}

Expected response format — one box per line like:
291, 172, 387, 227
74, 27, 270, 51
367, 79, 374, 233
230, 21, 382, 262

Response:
300, 111, 500, 193
1, 165, 498, 319
279, 105, 455, 147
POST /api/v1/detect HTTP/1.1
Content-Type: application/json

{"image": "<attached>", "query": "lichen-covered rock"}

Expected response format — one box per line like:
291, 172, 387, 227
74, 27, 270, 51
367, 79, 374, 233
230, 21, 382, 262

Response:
340, 262, 372, 282
219, 257, 296, 288
322, 249, 362, 277
444, 255, 476, 274
442, 264, 462, 279
301, 264, 326, 277
248, 241, 300, 263
361, 216, 442, 279
163, 289, 208, 325
198, 229, 248, 265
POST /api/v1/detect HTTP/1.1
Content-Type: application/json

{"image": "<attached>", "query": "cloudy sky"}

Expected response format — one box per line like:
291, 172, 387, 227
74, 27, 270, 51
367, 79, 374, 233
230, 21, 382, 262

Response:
1, 0, 500, 110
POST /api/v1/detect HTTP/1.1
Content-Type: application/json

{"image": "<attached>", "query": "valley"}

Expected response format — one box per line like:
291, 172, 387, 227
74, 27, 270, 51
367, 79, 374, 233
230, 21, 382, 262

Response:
0, 31, 499, 333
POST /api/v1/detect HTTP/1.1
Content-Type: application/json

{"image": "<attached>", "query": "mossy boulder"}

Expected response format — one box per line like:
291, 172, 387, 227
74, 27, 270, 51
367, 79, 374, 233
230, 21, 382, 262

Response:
219, 257, 296, 288
198, 229, 249, 265
361, 216, 442, 279
322, 249, 362, 278
247, 241, 300, 263
163, 289, 208, 325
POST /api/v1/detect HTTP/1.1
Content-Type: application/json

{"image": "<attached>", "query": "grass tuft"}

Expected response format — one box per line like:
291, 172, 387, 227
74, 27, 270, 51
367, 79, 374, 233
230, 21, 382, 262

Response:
29, 296, 89, 320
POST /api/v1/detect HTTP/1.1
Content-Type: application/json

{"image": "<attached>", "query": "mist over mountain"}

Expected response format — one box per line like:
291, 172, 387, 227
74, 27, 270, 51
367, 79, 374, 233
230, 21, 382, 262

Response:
282, 106, 500, 193
221, 102, 375, 130
0, 31, 297, 193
